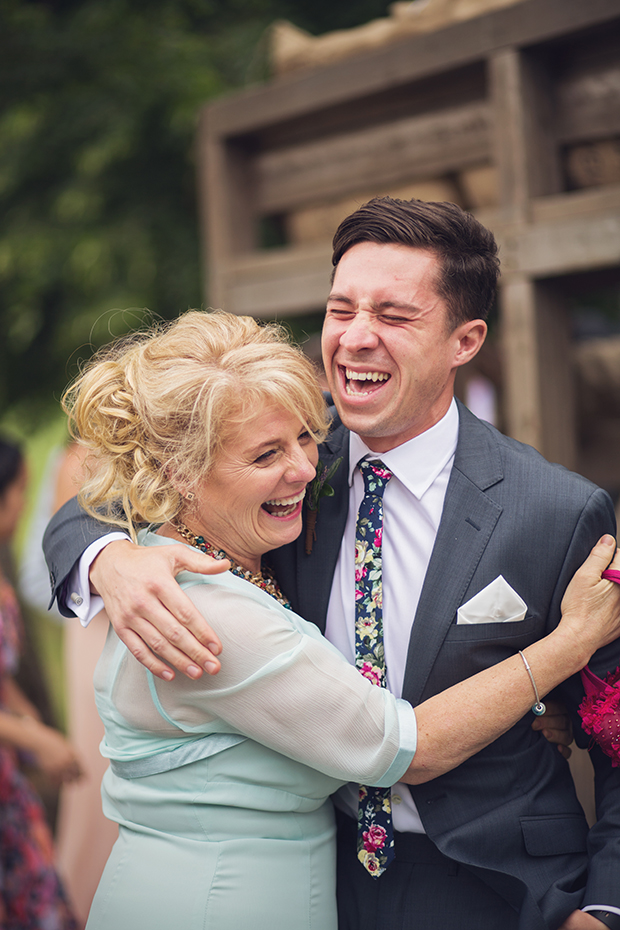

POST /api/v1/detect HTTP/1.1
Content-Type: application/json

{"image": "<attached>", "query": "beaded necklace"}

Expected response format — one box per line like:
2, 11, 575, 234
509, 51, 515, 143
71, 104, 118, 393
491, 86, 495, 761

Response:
173, 521, 292, 610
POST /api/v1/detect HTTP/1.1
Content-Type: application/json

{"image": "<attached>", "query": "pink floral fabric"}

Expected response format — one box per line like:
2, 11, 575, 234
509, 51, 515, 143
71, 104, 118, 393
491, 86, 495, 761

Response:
0, 574, 77, 930
355, 460, 395, 878
579, 665, 620, 766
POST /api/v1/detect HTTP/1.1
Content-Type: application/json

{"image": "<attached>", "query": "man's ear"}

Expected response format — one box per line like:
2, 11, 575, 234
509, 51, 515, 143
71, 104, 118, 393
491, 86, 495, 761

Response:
453, 319, 487, 369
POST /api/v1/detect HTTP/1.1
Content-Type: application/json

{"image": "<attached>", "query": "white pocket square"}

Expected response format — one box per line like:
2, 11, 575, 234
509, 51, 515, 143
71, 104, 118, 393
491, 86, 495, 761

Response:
457, 575, 527, 625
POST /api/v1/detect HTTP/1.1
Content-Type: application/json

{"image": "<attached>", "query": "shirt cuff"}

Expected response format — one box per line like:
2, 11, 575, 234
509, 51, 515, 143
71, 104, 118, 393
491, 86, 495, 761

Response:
374, 700, 417, 787
66, 533, 131, 626
583, 906, 620, 917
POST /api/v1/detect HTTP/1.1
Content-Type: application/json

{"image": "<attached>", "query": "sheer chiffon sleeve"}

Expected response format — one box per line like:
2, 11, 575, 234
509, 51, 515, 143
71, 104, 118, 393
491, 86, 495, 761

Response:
128, 582, 416, 787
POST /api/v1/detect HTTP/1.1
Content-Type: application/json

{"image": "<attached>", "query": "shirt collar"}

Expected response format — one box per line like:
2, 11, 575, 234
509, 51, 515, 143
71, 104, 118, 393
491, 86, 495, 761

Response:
348, 398, 459, 500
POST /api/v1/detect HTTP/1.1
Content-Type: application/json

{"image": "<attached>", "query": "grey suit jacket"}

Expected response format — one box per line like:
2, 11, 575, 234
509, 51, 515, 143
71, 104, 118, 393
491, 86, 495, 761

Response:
268, 400, 620, 930
44, 400, 620, 929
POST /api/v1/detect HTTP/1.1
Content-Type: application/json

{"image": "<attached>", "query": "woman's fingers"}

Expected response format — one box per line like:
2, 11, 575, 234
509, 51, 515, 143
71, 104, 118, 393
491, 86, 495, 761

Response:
561, 535, 620, 656
91, 540, 227, 680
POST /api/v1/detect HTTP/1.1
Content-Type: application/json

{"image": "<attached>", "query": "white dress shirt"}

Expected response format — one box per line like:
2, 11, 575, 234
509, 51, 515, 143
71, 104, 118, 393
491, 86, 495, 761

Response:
326, 399, 459, 833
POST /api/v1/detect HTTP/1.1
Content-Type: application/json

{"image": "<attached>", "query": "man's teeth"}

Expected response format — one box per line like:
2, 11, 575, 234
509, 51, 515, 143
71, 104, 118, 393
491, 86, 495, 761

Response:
345, 369, 390, 395
346, 369, 390, 383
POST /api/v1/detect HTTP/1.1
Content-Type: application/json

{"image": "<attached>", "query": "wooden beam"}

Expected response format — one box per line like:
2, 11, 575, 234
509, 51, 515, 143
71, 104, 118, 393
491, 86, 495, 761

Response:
199, 111, 260, 309
500, 276, 576, 467
219, 244, 333, 317
534, 282, 577, 469
256, 101, 491, 213
205, 0, 620, 138
498, 197, 620, 277
500, 276, 543, 450
557, 61, 620, 144
489, 48, 561, 213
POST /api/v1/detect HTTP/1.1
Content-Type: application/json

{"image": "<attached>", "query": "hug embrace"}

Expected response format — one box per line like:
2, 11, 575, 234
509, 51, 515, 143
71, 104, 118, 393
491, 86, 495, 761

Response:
44, 198, 620, 930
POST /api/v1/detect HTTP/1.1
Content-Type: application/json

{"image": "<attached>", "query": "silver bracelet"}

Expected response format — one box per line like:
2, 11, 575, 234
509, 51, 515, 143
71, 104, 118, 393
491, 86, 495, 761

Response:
518, 650, 546, 716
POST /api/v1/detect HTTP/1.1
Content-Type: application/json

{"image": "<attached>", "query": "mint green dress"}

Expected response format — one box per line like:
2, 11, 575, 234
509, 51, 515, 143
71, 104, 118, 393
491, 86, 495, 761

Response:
86, 531, 417, 930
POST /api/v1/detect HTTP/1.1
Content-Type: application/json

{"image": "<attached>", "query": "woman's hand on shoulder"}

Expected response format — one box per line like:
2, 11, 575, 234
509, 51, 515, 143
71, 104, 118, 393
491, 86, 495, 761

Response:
90, 540, 228, 681
560, 535, 620, 661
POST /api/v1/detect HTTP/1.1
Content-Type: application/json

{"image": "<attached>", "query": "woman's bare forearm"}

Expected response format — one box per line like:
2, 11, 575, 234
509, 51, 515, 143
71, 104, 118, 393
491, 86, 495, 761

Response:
403, 535, 620, 784
403, 626, 587, 784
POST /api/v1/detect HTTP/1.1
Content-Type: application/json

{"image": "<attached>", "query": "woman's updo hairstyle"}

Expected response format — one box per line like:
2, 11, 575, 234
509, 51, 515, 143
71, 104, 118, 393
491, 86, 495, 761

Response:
63, 310, 329, 539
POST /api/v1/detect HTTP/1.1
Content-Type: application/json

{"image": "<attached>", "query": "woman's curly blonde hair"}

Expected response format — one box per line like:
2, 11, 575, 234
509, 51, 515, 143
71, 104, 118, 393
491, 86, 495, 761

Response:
63, 310, 329, 540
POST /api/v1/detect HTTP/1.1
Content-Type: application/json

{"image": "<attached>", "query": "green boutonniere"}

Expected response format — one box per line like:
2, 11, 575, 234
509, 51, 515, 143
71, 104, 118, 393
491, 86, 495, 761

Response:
305, 457, 343, 555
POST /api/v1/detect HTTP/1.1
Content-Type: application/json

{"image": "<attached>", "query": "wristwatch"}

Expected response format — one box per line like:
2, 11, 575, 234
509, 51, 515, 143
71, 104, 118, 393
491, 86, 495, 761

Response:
586, 910, 620, 930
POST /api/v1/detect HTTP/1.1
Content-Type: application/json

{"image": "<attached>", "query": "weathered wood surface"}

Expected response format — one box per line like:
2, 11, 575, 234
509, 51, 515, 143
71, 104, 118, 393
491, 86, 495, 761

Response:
490, 49, 562, 211
205, 0, 620, 137
557, 62, 620, 144
496, 188, 620, 277
256, 101, 491, 212
500, 276, 576, 467
217, 244, 333, 317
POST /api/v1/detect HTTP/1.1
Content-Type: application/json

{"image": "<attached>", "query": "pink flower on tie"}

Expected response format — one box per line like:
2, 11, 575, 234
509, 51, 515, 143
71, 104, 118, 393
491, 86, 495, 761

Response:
374, 525, 383, 548
363, 824, 387, 852
360, 662, 383, 686
371, 466, 391, 480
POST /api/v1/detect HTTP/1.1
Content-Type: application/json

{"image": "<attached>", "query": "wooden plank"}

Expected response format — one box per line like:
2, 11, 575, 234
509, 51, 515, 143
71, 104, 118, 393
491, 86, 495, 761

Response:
501, 276, 576, 467
498, 207, 620, 277
475, 184, 620, 235
531, 183, 620, 224
255, 101, 491, 213
489, 48, 561, 212
257, 64, 486, 153
556, 62, 620, 143
199, 111, 261, 308
205, 0, 620, 138
534, 282, 576, 469
197, 116, 230, 310
218, 244, 333, 317
500, 276, 543, 451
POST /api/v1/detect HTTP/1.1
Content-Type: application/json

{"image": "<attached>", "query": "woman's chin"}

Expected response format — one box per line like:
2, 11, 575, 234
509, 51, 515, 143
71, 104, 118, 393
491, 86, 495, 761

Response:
260, 507, 304, 550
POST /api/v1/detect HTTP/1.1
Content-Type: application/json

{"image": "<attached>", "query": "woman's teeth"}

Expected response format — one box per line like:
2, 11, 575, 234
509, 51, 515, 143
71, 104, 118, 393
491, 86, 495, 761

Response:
262, 490, 306, 516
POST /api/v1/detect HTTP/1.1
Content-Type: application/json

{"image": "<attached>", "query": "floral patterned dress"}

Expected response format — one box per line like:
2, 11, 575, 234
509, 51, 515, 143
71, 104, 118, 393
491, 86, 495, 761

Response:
0, 572, 77, 930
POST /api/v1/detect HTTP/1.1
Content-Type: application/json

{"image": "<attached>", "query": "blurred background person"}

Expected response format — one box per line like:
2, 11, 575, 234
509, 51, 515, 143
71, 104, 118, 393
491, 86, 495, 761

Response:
0, 436, 82, 929
19, 441, 117, 928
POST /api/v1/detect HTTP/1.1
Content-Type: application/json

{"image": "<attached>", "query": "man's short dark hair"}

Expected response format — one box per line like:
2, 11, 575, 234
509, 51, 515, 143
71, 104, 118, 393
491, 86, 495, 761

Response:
331, 197, 500, 328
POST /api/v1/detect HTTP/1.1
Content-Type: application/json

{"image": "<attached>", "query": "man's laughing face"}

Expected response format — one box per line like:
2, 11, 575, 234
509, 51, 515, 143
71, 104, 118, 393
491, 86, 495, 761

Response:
322, 241, 485, 453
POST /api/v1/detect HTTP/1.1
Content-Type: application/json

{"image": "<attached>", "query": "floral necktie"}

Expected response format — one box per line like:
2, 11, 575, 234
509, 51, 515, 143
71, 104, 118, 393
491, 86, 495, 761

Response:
355, 458, 394, 878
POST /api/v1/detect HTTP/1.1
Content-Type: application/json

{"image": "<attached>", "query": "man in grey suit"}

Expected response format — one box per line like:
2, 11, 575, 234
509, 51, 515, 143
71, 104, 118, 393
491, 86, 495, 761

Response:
44, 199, 620, 929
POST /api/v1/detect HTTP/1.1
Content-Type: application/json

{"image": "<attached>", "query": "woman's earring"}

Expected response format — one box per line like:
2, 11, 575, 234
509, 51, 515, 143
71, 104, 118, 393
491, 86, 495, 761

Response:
185, 491, 194, 502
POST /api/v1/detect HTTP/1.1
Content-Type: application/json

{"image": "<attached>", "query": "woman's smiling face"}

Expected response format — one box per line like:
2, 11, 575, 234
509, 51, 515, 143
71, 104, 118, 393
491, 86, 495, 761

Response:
187, 403, 319, 572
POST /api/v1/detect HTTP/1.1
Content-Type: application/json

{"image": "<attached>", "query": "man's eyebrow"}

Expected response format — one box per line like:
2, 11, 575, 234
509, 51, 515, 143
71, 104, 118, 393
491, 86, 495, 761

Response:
374, 301, 417, 313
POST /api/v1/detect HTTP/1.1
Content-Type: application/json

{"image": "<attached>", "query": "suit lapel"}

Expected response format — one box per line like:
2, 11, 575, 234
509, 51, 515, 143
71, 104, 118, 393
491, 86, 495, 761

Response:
402, 403, 504, 704
294, 419, 350, 632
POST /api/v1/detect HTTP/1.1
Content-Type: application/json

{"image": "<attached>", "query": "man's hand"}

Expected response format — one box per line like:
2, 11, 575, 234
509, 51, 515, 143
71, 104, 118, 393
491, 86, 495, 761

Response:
90, 540, 229, 681
531, 699, 573, 759
559, 910, 609, 929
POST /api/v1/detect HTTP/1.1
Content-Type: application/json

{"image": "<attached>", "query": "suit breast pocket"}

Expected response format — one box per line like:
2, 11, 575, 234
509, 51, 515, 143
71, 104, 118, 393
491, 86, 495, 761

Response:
444, 613, 538, 643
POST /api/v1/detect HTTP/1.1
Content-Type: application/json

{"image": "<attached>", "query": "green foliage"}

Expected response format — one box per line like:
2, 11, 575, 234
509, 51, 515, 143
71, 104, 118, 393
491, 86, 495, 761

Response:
0, 0, 391, 425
